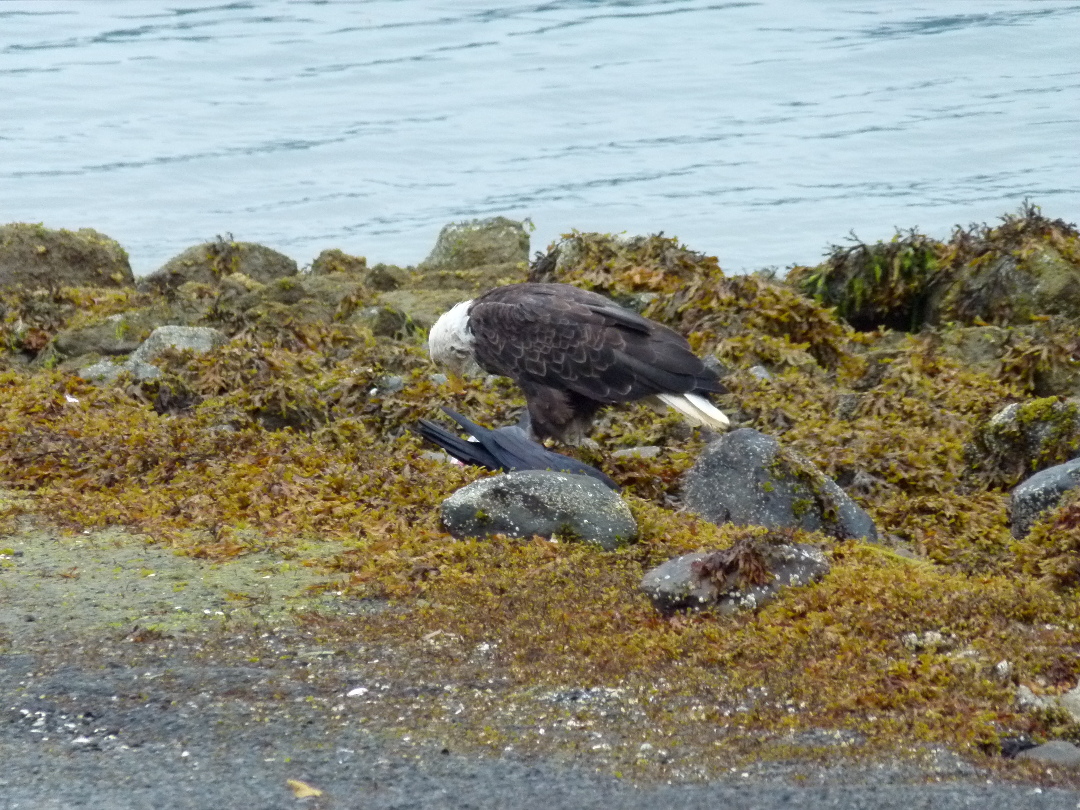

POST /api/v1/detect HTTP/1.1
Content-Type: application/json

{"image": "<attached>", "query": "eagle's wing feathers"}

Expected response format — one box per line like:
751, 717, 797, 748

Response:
469, 283, 712, 404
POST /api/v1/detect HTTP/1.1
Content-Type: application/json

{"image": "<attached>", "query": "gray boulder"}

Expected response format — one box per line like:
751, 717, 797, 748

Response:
0, 223, 134, 290
640, 541, 828, 614
682, 428, 878, 541
349, 305, 415, 338
130, 325, 228, 365
139, 239, 297, 293
440, 470, 636, 551
1010, 457, 1080, 538
79, 326, 227, 385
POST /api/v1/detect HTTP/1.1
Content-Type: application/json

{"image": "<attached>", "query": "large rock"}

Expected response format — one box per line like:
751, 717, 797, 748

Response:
440, 470, 636, 551
640, 541, 829, 614
1010, 457, 1080, 538
420, 217, 529, 273
139, 240, 297, 293
0, 223, 134, 290
967, 398, 1080, 489
682, 428, 878, 541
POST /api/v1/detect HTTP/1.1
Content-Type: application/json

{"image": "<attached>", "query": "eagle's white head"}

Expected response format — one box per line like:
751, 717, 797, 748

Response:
428, 299, 482, 376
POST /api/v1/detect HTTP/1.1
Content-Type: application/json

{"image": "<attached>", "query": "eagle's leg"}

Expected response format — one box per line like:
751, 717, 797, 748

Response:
521, 385, 601, 447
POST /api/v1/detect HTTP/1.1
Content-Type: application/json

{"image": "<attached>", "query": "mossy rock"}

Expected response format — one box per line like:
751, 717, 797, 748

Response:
310, 248, 367, 276
1013, 485, 1080, 586
788, 205, 1080, 332
925, 206, 1080, 326
937, 325, 1011, 379
376, 261, 526, 328
419, 216, 529, 274
364, 263, 409, 292
0, 223, 134, 291
203, 274, 377, 336
925, 248, 1080, 325
374, 289, 469, 330
52, 306, 182, 359
967, 397, 1080, 489
786, 231, 945, 332
139, 239, 298, 294
348, 305, 416, 338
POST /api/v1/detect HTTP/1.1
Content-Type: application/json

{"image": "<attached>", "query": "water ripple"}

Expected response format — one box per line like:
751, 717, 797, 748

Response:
1, 0, 1077, 273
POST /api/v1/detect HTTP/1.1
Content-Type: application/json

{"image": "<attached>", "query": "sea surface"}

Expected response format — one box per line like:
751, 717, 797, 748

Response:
2, 0, 1078, 276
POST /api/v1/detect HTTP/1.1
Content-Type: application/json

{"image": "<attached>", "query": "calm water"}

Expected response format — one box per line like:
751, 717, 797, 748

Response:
2, 0, 1078, 275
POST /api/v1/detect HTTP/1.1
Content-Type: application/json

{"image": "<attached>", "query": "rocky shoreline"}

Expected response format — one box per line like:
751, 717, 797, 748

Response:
5, 205, 1080, 791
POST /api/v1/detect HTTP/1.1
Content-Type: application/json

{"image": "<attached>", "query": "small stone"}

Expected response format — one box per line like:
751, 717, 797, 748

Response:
611, 446, 661, 460
748, 365, 774, 382
1016, 684, 1049, 712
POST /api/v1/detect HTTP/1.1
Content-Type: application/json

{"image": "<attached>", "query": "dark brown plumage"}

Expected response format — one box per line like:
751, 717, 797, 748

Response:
463, 283, 725, 443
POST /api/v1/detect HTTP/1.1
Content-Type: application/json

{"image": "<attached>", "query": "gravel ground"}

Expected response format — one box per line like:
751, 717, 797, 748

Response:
4, 524, 1080, 809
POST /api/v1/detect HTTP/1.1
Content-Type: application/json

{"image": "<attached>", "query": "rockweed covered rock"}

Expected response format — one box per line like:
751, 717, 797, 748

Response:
640, 538, 828, 614
0, 223, 134, 290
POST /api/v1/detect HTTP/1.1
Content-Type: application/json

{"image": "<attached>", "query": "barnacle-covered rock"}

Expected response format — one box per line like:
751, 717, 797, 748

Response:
0, 223, 134, 290
420, 216, 529, 273
440, 470, 637, 550
640, 535, 828, 614
682, 428, 878, 541
138, 238, 297, 294
310, 248, 367, 276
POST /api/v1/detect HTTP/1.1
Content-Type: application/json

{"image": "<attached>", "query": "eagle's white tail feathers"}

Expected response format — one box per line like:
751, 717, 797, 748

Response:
656, 392, 730, 431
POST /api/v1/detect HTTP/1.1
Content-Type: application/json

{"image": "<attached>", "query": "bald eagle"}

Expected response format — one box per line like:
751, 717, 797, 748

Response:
427, 282, 729, 445
414, 407, 618, 489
